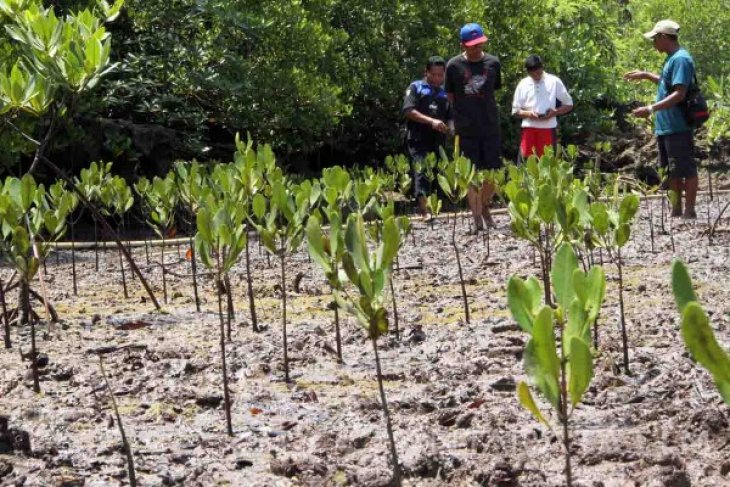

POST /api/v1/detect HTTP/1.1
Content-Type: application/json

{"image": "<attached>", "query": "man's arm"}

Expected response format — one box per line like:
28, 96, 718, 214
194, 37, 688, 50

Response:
404, 108, 448, 133
631, 85, 688, 118
546, 79, 574, 118
512, 81, 539, 119
623, 70, 661, 84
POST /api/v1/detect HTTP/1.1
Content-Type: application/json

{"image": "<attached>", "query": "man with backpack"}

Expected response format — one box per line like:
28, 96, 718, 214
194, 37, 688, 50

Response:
402, 56, 450, 218
624, 20, 700, 219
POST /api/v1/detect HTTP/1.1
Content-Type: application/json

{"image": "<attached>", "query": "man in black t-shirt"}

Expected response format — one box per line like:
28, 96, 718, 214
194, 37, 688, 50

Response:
446, 23, 502, 231
402, 56, 450, 217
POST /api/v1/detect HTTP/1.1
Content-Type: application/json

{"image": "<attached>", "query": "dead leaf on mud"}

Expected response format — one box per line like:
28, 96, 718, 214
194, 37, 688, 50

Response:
115, 320, 153, 331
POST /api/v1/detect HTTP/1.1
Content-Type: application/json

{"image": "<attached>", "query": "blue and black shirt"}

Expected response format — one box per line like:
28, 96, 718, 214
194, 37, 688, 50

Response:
401, 79, 450, 154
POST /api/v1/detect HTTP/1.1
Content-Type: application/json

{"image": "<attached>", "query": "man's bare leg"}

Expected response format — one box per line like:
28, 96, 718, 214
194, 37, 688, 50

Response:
467, 186, 483, 230
669, 178, 683, 217
683, 175, 699, 218
481, 180, 496, 227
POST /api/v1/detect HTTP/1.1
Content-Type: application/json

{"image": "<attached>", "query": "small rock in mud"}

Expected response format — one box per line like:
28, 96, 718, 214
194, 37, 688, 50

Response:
0, 459, 12, 479
349, 427, 374, 449
662, 470, 691, 487
234, 457, 254, 469
195, 394, 223, 409
490, 377, 516, 391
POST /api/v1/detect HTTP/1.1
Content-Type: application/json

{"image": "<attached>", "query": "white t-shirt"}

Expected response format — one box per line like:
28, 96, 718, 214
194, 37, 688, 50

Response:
511, 72, 573, 129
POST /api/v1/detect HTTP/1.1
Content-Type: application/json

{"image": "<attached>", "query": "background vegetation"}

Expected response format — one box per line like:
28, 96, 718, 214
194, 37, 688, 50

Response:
2, 0, 729, 175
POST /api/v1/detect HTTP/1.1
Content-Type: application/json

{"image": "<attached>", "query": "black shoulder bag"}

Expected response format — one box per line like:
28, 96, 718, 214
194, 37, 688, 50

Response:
665, 71, 710, 128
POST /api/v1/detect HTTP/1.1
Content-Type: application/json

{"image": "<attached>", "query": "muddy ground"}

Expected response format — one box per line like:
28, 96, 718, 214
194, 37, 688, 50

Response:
1, 192, 729, 487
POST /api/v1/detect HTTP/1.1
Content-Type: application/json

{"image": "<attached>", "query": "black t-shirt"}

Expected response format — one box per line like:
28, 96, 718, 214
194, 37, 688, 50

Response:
445, 53, 501, 138
401, 79, 450, 153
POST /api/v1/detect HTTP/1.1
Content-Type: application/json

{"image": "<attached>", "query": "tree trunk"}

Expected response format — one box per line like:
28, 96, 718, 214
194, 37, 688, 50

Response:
161, 237, 167, 304
189, 236, 200, 312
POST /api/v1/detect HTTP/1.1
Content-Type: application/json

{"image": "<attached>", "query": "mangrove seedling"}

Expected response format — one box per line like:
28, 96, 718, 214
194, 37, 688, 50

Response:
335, 213, 404, 486
508, 243, 606, 487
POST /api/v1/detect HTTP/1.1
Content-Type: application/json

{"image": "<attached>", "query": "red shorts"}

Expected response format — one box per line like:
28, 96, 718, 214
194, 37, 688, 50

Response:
520, 128, 555, 158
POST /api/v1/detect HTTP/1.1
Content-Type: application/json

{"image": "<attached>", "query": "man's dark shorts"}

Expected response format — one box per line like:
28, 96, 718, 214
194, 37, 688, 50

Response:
408, 147, 431, 198
658, 131, 696, 178
460, 135, 503, 170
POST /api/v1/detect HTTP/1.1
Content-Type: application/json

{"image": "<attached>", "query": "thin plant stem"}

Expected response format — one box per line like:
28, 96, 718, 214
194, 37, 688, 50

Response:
371, 337, 402, 486
1, 278, 10, 349
71, 220, 78, 296
280, 248, 290, 383
389, 276, 400, 341
616, 247, 630, 376
98, 356, 138, 487
161, 236, 167, 304
332, 283, 342, 363
244, 235, 258, 332
25, 282, 40, 393
215, 261, 233, 436
189, 236, 201, 312
452, 212, 470, 324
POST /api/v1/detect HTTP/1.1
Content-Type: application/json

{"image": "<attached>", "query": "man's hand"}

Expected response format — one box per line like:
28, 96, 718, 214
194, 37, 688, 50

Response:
543, 108, 558, 119
623, 70, 648, 82
631, 106, 653, 118
430, 119, 448, 133
523, 110, 540, 120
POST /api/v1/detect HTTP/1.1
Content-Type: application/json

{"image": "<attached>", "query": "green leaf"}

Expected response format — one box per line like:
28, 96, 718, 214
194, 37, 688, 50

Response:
517, 381, 549, 425
537, 184, 556, 222
252, 193, 267, 220
378, 216, 400, 269
568, 337, 593, 407
507, 276, 540, 333
619, 193, 640, 224
671, 260, 698, 314
616, 223, 631, 247
681, 302, 730, 403
573, 266, 605, 325
306, 214, 332, 275
551, 243, 578, 313
525, 307, 561, 409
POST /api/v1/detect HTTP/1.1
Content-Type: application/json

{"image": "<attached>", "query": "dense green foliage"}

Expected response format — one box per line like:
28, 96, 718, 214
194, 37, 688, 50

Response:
2, 0, 730, 173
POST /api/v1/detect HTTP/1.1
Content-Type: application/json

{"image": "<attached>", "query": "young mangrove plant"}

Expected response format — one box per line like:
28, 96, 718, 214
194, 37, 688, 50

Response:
135, 174, 178, 304
504, 152, 590, 306
76, 161, 113, 272
335, 212, 404, 486
671, 260, 730, 404
232, 134, 270, 331
253, 176, 310, 383
100, 176, 134, 298
437, 147, 475, 323
194, 189, 248, 436
508, 243, 606, 487
0, 175, 72, 391
589, 186, 640, 374
174, 160, 209, 312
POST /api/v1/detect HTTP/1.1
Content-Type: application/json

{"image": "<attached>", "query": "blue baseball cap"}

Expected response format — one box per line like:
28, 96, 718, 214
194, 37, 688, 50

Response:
460, 23, 488, 46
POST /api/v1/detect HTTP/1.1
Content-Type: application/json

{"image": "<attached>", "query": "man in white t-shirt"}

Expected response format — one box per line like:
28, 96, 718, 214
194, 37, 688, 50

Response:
512, 55, 573, 161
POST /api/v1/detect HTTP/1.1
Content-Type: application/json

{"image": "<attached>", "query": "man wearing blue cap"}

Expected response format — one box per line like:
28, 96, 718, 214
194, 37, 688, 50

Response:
446, 22, 502, 231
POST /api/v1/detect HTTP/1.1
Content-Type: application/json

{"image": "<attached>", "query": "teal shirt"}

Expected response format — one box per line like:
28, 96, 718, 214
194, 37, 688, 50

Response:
655, 48, 694, 135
